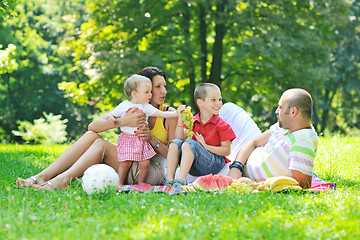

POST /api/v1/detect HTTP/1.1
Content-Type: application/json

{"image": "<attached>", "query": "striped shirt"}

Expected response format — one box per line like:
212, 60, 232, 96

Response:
245, 123, 318, 180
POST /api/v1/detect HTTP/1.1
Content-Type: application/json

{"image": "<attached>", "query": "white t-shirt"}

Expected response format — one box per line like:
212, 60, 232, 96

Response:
219, 102, 261, 161
111, 100, 158, 134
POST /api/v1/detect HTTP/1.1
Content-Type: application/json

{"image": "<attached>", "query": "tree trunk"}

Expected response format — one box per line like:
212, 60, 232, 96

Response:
209, 0, 227, 86
182, 1, 197, 110
198, 2, 207, 83
320, 87, 338, 134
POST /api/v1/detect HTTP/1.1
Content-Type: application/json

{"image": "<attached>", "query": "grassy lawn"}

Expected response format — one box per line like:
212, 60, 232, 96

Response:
1, 136, 359, 240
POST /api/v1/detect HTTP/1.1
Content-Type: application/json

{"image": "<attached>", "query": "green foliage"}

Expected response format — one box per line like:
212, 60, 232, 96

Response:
58, 0, 357, 133
0, 0, 91, 141
12, 112, 68, 144
0, 136, 360, 239
0, 0, 17, 20
0, 0, 359, 140
313, 0, 360, 134
0, 43, 18, 74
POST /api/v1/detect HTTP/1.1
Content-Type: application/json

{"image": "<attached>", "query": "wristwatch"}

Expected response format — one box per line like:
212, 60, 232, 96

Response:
155, 139, 161, 149
229, 161, 246, 177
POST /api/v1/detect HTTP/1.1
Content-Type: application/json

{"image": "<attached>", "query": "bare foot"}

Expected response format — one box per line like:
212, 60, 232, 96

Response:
16, 176, 38, 188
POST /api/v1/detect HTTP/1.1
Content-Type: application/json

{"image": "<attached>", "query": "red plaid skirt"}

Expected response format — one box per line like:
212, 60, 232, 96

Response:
116, 132, 156, 162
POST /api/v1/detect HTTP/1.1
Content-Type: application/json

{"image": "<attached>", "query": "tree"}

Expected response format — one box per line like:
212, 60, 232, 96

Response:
1, 0, 355, 142
314, 0, 360, 134
0, 0, 17, 20
0, 0, 90, 141
60, 0, 351, 131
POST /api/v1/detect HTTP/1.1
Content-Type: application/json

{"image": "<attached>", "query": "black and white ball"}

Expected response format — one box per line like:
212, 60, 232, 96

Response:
82, 164, 119, 194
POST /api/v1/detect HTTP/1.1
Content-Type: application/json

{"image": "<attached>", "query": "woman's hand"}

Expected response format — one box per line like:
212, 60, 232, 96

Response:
105, 114, 116, 125
88, 108, 147, 133
136, 123, 151, 141
119, 108, 146, 128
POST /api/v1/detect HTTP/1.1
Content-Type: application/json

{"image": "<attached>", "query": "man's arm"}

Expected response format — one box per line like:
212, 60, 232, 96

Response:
292, 170, 312, 189
228, 130, 271, 179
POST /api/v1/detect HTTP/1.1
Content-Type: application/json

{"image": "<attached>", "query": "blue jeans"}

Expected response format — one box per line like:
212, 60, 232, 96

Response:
169, 139, 225, 176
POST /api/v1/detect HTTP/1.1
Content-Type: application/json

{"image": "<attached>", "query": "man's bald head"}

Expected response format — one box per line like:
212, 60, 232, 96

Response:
282, 88, 313, 120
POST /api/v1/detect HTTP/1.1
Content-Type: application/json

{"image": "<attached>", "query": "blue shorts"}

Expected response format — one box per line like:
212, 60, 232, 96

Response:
169, 139, 225, 176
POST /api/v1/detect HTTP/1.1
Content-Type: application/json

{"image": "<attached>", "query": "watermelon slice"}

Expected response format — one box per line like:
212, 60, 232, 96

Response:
181, 184, 197, 192
214, 174, 233, 190
192, 174, 219, 191
192, 174, 233, 191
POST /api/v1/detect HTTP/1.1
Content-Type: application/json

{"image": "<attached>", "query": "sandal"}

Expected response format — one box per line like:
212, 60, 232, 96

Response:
39, 180, 58, 191
163, 180, 173, 187
172, 179, 186, 191
30, 176, 38, 184
15, 176, 38, 188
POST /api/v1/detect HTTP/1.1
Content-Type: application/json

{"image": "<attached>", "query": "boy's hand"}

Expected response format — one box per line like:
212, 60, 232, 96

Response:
194, 132, 207, 148
105, 114, 116, 125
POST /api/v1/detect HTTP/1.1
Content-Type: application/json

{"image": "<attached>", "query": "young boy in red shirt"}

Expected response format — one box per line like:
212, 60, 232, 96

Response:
164, 83, 236, 190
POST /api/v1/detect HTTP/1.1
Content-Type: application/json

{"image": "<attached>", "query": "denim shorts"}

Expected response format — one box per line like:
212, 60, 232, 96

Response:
169, 139, 225, 176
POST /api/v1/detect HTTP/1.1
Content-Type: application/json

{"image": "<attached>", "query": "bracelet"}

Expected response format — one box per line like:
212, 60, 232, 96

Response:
177, 124, 183, 128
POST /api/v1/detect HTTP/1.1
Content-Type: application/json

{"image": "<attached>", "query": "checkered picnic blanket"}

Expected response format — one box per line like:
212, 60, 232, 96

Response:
307, 173, 336, 192
117, 173, 335, 195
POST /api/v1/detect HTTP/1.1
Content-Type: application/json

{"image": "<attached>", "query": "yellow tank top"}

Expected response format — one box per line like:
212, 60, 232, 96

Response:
150, 105, 169, 144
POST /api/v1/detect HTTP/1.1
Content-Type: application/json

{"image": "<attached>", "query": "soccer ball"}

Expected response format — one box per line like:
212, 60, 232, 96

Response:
82, 164, 120, 194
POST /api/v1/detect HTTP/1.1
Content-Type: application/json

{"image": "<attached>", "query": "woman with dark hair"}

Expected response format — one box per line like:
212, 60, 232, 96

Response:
16, 67, 177, 190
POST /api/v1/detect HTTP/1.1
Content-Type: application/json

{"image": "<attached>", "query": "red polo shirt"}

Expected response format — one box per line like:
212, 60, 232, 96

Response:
191, 113, 236, 163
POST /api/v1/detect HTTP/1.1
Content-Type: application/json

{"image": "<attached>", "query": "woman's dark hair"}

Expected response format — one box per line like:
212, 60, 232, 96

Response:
138, 66, 167, 81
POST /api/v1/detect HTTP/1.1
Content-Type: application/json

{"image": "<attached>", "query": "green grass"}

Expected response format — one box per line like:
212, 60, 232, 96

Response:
1, 136, 360, 240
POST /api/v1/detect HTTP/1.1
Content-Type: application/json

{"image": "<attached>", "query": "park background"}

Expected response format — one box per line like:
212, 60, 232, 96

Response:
1, 0, 359, 144
1, 1, 360, 240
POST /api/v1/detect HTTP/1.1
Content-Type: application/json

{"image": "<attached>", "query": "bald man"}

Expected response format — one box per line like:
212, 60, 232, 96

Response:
227, 88, 318, 188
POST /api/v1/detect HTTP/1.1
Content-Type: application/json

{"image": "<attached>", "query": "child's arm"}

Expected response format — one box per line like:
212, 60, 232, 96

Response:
174, 106, 187, 140
152, 105, 186, 119
194, 132, 231, 156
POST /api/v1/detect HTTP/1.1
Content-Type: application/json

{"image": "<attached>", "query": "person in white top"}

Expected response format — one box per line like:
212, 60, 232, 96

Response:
228, 88, 318, 188
106, 74, 185, 185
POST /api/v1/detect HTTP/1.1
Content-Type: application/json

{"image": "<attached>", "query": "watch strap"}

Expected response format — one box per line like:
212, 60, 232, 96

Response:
155, 139, 160, 149
229, 161, 246, 177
